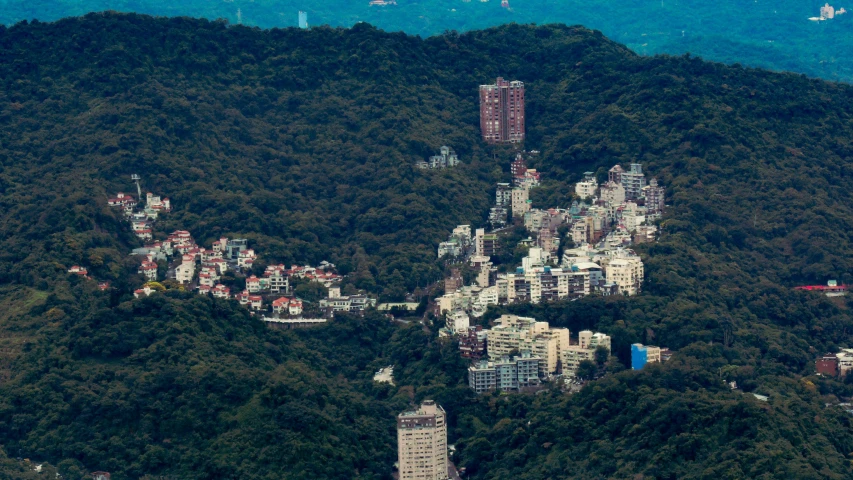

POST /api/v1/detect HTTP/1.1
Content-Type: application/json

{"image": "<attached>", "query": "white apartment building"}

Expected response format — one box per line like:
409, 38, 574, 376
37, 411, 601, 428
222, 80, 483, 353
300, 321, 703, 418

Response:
511, 187, 530, 217
575, 179, 598, 199
397, 400, 447, 480
175, 262, 194, 284
607, 256, 644, 296
447, 310, 470, 333
600, 181, 625, 205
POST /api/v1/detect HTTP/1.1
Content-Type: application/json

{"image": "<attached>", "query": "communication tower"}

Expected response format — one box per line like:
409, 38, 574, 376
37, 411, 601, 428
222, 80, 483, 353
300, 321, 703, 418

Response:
131, 174, 142, 201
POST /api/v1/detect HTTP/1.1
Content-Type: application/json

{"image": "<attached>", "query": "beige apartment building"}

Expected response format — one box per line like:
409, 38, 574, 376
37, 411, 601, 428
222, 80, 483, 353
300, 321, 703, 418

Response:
562, 331, 612, 377
511, 187, 530, 217
607, 256, 644, 296
486, 315, 569, 376
397, 400, 448, 480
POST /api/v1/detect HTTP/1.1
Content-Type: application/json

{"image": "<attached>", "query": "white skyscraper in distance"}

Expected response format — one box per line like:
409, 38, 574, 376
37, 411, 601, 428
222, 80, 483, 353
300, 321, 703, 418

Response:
397, 400, 448, 480
298, 11, 308, 29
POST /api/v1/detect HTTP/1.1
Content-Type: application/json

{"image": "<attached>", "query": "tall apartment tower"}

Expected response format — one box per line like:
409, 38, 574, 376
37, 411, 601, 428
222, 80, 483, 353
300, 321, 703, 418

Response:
479, 77, 525, 143
621, 163, 647, 200
298, 11, 308, 29
397, 400, 448, 480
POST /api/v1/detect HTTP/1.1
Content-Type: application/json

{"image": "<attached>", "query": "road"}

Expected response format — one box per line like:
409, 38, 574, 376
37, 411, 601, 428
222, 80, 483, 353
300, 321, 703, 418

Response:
448, 461, 463, 480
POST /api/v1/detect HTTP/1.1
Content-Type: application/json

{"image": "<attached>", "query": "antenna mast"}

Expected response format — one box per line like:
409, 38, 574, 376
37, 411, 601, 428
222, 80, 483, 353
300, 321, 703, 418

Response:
131, 174, 142, 201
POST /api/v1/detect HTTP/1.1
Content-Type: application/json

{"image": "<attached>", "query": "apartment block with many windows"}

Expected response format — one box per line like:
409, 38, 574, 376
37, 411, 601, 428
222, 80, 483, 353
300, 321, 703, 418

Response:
397, 400, 447, 480
479, 77, 525, 143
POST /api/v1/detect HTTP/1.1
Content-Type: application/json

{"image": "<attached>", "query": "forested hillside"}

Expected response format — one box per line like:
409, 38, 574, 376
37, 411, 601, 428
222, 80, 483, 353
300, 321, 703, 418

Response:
1, 13, 853, 479
3, 0, 853, 82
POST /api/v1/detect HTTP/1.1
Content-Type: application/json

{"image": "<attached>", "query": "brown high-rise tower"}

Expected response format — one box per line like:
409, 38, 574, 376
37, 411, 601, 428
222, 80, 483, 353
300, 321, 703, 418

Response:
479, 77, 525, 143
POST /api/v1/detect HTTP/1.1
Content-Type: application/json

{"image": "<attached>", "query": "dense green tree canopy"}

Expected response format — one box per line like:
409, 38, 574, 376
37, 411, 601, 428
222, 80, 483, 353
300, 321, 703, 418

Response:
1, 13, 853, 479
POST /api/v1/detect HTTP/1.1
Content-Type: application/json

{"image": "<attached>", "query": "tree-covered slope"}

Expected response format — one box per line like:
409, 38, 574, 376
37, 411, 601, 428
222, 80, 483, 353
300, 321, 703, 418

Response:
1, 13, 853, 480
2, 0, 853, 82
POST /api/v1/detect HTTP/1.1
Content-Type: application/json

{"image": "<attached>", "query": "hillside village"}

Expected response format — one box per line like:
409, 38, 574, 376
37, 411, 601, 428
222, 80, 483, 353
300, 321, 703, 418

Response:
433, 153, 670, 390
66, 153, 673, 397
436, 156, 662, 320
91, 156, 671, 390
96, 180, 378, 327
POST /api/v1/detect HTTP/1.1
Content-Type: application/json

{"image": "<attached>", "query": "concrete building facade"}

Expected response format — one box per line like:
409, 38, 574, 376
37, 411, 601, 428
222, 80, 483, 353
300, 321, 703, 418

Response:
631, 343, 662, 370
397, 400, 447, 480
479, 77, 525, 143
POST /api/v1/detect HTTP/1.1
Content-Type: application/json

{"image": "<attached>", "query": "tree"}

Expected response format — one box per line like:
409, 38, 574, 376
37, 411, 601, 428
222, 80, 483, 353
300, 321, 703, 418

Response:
576, 360, 597, 381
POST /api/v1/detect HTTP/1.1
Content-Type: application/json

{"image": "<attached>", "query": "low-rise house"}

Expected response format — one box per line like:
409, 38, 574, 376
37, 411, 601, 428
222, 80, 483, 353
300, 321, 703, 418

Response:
264, 265, 290, 293
245, 275, 262, 293
225, 238, 248, 260
574, 172, 598, 199
68, 265, 88, 276
175, 262, 194, 284
319, 287, 377, 313
206, 257, 228, 275
138, 261, 158, 281
272, 297, 302, 315
198, 272, 215, 287
236, 290, 250, 305
237, 249, 257, 268
201, 250, 221, 262
817, 349, 853, 377
145, 192, 171, 212
420, 145, 460, 169
108, 192, 134, 207
248, 295, 263, 310
134, 285, 155, 298
212, 284, 230, 299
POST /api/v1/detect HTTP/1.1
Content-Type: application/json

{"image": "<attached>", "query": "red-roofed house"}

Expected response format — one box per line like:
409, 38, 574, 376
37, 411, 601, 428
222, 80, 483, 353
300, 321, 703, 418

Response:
198, 272, 215, 287
212, 284, 231, 299
272, 296, 290, 314
237, 249, 257, 268
288, 299, 303, 315
138, 261, 158, 281
236, 290, 250, 305
134, 285, 155, 298
248, 295, 263, 310
246, 275, 262, 293
264, 265, 289, 293
68, 265, 88, 276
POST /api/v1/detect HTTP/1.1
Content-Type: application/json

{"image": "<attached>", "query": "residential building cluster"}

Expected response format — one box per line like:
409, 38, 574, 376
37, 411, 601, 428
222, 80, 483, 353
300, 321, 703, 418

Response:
439, 162, 662, 319
816, 349, 853, 377
487, 153, 540, 229
318, 286, 378, 314
127, 220, 356, 320
416, 145, 460, 169
820, 3, 847, 19
109, 191, 171, 242
67, 265, 112, 291
459, 315, 613, 393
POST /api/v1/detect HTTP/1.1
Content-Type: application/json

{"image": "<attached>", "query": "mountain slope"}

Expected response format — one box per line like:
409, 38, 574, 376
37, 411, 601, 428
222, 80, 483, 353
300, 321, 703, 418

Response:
1, 13, 853, 480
